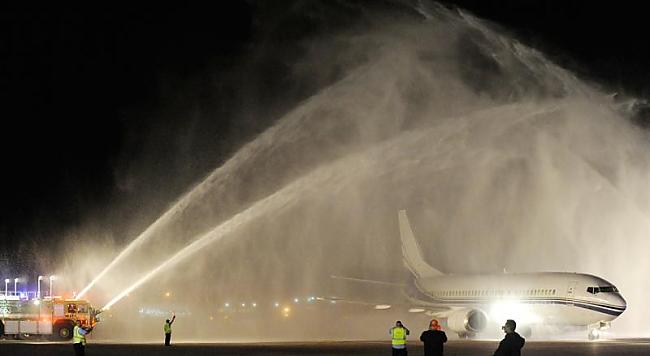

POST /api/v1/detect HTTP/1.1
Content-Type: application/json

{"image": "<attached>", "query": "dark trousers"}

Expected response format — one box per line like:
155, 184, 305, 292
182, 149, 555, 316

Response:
392, 347, 407, 356
73, 342, 85, 356
165, 333, 171, 346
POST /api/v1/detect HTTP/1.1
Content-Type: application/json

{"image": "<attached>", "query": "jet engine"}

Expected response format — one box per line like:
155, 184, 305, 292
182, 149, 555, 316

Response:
446, 308, 488, 336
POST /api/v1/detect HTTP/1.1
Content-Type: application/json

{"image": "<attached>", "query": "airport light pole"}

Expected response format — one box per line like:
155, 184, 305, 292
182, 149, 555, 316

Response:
49, 275, 55, 297
14, 278, 18, 295
37, 275, 43, 299
4, 279, 8, 296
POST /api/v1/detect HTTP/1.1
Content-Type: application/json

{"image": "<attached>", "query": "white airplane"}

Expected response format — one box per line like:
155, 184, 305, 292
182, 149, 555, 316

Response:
330, 210, 627, 340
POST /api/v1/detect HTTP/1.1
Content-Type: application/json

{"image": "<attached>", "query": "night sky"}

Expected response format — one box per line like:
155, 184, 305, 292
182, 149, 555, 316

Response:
1, 1, 649, 271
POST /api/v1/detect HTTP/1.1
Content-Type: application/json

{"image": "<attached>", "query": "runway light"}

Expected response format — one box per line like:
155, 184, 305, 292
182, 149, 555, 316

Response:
224, 303, 230, 308
293, 298, 299, 303
375, 304, 391, 310
252, 303, 257, 307
33, 299, 40, 305
165, 292, 171, 297
274, 302, 280, 308
283, 307, 290, 313
241, 303, 246, 307
408, 308, 425, 313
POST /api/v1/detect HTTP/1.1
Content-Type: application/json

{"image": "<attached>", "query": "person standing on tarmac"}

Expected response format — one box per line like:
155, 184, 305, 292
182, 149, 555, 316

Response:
493, 319, 525, 356
389, 320, 410, 356
72, 320, 93, 356
420, 319, 447, 356
164, 313, 176, 346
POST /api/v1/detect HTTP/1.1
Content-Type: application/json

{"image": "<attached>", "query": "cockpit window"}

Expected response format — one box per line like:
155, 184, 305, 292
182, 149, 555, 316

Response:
599, 286, 618, 293
587, 286, 619, 294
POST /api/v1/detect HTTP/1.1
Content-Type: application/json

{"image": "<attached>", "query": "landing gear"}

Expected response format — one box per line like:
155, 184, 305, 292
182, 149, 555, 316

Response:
588, 321, 610, 340
457, 333, 477, 339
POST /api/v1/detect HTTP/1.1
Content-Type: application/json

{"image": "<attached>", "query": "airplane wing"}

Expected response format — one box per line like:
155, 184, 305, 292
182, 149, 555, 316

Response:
317, 295, 452, 315
330, 275, 405, 287
324, 275, 452, 315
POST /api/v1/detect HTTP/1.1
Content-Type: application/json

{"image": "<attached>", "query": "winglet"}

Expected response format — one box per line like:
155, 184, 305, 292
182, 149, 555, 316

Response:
398, 210, 443, 278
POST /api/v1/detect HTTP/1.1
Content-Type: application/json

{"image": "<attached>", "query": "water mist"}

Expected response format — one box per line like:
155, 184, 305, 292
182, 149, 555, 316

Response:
65, 1, 650, 341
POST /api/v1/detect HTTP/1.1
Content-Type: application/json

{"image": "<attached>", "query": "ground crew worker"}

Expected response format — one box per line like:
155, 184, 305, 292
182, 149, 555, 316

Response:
493, 319, 525, 356
72, 320, 93, 356
164, 313, 176, 346
420, 319, 447, 356
389, 320, 410, 356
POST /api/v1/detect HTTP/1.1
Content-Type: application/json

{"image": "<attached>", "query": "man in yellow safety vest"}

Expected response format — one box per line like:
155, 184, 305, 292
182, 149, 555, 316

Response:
72, 320, 93, 356
164, 313, 176, 346
389, 320, 410, 356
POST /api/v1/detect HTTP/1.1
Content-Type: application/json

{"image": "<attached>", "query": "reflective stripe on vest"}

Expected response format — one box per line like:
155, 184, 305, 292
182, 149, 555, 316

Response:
391, 327, 406, 346
164, 322, 172, 333
73, 325, 86, 345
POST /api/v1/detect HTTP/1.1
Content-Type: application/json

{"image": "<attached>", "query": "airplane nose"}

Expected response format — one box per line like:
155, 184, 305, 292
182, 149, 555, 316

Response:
612, 293, 627, 314
617, 294, 627, 311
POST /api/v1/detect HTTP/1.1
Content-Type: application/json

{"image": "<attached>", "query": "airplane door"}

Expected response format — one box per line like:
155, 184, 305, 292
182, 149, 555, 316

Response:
566, 281, 578, 305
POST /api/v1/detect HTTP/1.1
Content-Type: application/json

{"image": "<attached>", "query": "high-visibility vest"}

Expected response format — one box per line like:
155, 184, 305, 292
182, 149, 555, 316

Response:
164, 322, 172, 334
73, 325, 86, 345
391, 327, 407, 346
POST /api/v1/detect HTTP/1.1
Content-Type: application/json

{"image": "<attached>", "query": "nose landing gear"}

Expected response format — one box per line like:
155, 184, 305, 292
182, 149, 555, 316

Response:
588, 321, 610, 340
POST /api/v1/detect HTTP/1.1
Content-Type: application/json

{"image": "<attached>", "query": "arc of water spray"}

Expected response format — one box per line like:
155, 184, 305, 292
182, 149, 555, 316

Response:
100, 104, 556, 310
78, 5, 554, 300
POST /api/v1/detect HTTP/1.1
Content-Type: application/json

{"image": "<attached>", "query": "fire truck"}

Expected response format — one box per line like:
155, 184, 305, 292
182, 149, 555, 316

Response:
0, 295, 100, 340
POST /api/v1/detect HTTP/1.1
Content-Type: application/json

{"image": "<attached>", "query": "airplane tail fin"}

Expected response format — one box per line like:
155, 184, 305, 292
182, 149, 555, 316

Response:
398, 210, 443, 278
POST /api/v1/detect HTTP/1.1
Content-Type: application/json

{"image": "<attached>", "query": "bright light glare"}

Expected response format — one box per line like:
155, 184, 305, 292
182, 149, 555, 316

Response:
33, 300, 40, 305
489, 301, 541, 325
375, 304, 391, 310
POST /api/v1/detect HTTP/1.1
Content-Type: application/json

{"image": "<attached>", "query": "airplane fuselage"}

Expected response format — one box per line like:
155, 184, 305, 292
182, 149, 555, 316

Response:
404, 272, 626, 326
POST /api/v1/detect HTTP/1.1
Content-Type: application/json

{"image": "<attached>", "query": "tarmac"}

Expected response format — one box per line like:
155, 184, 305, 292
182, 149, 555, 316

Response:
2, 340, 650, 355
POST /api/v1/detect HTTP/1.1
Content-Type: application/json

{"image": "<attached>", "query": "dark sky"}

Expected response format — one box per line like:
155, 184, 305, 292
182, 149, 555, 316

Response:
1, 1, 649, 267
